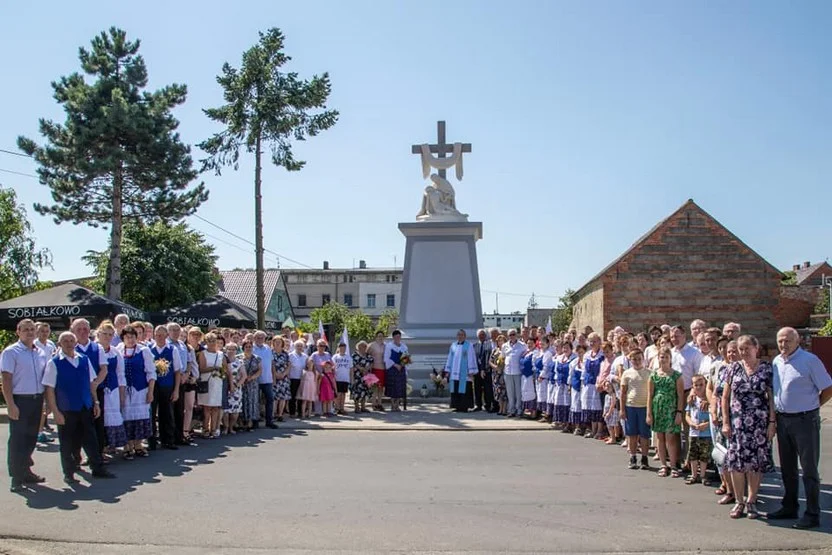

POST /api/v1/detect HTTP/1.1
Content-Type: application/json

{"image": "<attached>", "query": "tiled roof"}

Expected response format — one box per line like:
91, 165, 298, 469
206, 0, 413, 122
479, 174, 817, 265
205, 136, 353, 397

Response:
573, 199, 782, 299
795, 262, 831, 285
217, 269, 283, 311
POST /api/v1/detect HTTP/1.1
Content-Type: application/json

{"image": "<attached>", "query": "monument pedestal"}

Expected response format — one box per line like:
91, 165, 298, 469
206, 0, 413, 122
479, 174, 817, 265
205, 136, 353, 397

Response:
398, 221, 483, 394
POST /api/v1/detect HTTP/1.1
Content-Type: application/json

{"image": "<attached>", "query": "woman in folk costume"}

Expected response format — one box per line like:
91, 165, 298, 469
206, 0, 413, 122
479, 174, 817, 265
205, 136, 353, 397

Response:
544, 338, 558, 422
554, 341, 575, 431
569, 344, 586, 435
116, 325, 157, 459
536, 336, 552, 421
383, 330, 409, 412
581, 333, 605, 439
443, 329, 479, 413
96, 322, 127, 452
520, 338, 538, 418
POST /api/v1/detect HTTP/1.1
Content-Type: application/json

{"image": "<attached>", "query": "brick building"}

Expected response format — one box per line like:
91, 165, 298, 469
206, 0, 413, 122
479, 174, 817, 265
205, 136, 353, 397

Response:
570, 199, 801, 346
793, 261, 832, 286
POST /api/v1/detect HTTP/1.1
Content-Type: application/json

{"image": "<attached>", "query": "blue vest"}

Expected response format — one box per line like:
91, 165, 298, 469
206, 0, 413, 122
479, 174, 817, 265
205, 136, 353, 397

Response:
77, 342, 103, 390
150, 344, 176, 388
520, 354, 534, 378
570, 362, 583, 391
583, 354, 604, 386
103, 350, 119, 391
125, 349, 150, 392
556, 358, 571, 385
533, 355, 543, 378
54, 354, 94, 412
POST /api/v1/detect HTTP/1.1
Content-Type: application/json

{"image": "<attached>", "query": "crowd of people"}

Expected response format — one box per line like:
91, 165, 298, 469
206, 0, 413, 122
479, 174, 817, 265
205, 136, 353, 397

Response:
442, 321, 830, 530
2, 315, 830, 530
1, 316, 411, 491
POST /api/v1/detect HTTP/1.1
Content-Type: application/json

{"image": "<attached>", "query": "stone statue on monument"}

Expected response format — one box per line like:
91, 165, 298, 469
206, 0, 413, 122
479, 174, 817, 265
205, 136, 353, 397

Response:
412, 121, 472, 222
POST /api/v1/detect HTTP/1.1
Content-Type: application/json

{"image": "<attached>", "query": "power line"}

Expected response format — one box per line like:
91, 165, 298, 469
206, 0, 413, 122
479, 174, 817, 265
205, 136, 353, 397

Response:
0, 168, 37, 178
482, 289, 559, 299
0, 148, 31, 158
192, 214, 314, 269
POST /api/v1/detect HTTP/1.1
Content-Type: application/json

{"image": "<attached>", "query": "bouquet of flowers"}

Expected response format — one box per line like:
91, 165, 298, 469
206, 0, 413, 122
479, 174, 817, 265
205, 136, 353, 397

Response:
399, 354, 412, 367
154, 358, 170, 378
210, 366, 227, 380
362, 372, 380, 387
430, 368, 447, 391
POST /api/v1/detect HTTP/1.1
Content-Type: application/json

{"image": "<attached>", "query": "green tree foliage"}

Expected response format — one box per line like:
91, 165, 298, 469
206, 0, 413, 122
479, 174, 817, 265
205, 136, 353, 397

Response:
781, 270, 797, 285
815, 288, 829, 316
551, 288, 576, 333
376, 309, 400, 336
199, 28, 338, 328
0, 186, 52, 301
83, 221, 218, 312
18, 27, 207, 301
819, 319, 832, 337
307, 303, 396, 343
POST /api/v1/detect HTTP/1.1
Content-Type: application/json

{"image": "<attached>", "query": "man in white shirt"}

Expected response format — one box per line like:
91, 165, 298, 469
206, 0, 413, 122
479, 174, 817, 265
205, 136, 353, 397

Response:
34, 322, 56, 356
71, 318, 108, 460
252, 331, 278, 429
111, 314, 130, 348
2, 319, 48, 492
670, 325, 702, 461
502, 329, 527, 418
43, 331, 115, 484
687, 319, 707, 350
166, 323, 192, 446
696, 329, 718, 377
288, 340, 309, 417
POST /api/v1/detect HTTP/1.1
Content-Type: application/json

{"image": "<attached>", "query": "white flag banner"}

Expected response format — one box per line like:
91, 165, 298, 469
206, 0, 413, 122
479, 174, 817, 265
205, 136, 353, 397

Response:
545, 316, 552, 335
340, 327, 350, 355
318, 320, 327, 344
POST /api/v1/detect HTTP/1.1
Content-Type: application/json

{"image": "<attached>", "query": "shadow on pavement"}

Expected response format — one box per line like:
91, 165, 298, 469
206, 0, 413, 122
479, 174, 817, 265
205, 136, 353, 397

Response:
13, 427, 307, 511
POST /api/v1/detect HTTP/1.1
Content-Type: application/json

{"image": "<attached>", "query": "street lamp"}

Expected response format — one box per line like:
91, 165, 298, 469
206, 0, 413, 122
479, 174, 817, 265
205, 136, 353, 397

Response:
822, 274, 832, 321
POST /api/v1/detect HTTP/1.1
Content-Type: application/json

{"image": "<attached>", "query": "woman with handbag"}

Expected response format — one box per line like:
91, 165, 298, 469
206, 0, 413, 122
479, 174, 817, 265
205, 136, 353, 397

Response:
197, 333, 226, 439
240, 340, 262, 430
721, 335, 776, 520
708, 337, 735, 505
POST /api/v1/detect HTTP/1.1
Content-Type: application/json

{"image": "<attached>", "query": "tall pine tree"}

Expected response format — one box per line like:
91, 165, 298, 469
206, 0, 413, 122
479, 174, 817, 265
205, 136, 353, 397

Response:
199, 28, 337, 328
18, 27, 207, 300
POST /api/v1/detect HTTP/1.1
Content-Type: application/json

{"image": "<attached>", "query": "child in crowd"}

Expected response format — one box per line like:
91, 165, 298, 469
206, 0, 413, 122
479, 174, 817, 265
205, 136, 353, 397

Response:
319, 360, 336, 417
647, 347, 684, 477
569, 344, 586, 436
600, 341, 619, 444
686, 375, 713, 485
332, 342, 351, 415
297, 358, 319, 418
620, 347, 652, 470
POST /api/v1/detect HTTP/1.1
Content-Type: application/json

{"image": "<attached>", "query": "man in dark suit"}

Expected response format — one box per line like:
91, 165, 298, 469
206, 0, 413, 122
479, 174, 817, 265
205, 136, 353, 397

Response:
473, 329, 495, 412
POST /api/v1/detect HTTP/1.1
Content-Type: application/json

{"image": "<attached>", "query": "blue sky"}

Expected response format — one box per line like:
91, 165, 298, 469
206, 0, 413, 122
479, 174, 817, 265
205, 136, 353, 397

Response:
1, 1, 830, 314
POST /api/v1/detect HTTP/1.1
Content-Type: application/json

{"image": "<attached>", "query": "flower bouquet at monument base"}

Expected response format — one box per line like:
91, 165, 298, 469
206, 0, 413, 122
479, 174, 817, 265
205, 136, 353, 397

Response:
430, 368, 447, 395
154, 358, 170, 378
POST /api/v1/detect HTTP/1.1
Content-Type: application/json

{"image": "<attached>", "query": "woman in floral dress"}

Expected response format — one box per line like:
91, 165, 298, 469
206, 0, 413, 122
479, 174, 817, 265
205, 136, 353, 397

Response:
350, 341, 373, 413
489, 335, 507, 415
239, 340, 262, 430
223, 343, 245, 434
721, 334, 775, 520
646, 348, 684, 477
272, 337, 291, 422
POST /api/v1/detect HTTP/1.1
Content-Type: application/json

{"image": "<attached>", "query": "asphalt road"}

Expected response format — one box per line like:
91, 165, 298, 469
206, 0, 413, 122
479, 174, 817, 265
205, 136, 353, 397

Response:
0, 405, 830, 554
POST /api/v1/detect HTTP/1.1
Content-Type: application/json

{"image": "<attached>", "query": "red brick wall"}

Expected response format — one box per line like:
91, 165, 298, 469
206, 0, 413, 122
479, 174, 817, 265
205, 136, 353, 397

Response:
600, 203, 783, 347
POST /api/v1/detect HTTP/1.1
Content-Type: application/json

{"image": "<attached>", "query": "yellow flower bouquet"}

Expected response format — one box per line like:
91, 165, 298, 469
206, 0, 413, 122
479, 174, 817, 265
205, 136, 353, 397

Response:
154, 358, 170, 378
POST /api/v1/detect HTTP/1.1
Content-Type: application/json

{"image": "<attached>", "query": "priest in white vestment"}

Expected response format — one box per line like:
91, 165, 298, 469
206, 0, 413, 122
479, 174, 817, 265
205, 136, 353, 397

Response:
444, 329, 479, 413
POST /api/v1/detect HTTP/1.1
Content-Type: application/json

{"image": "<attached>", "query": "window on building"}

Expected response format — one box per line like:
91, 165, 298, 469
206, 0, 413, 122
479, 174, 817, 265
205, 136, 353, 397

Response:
297, 294, 307, 307
386, 294, 395, 307
322, 294, 331, 305
366, 294, 376, 309
344, 293, 353, 307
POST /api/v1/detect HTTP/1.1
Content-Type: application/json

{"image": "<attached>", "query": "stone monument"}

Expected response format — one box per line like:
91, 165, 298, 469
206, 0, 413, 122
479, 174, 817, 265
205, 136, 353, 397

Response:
399, 121, 483, 392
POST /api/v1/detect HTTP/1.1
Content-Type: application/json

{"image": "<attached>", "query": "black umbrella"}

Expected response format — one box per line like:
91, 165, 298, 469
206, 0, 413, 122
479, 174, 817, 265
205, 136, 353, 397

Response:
154, 295, 279, 331
0, 283, 148, 330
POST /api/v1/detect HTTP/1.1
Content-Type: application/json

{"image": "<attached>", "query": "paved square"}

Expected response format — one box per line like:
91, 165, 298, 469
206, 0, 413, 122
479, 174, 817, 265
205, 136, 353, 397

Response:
0, 405, 830, 554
